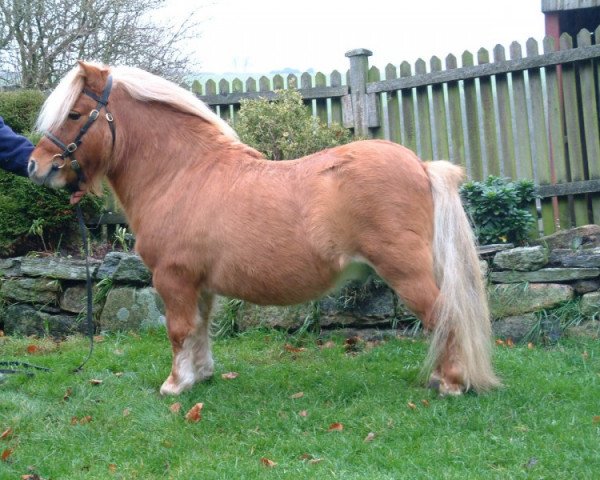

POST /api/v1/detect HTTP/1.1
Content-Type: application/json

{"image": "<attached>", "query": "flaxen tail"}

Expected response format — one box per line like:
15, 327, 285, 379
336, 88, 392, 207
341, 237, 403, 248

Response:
425, 161, 500, 392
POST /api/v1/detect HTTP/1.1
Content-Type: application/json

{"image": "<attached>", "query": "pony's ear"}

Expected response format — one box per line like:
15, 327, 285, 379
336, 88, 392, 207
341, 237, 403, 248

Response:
77, 60, 110, 93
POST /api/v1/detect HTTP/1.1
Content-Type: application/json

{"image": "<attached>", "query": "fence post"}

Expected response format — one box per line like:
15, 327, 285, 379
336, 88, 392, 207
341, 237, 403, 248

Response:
345, 48, 373, 138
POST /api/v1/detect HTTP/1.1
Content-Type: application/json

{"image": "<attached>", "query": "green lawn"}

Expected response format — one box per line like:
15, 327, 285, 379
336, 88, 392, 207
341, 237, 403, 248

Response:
1, 328, 599, 479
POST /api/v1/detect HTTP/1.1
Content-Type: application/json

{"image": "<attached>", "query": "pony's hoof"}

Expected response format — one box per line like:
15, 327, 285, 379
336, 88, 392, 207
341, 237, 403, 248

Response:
428, 374, 464, 397
160, 374, 193, 396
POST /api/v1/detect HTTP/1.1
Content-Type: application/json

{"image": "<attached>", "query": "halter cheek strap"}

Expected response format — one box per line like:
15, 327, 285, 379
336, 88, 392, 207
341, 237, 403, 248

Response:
44, 75, 116, 186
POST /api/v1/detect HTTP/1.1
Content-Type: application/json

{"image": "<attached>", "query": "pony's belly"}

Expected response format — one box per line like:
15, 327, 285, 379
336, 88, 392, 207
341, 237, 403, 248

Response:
208, 257, 373, 307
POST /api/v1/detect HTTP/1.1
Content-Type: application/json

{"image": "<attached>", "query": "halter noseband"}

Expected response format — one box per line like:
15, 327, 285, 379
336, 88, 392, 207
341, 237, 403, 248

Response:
44, 75, 116, 187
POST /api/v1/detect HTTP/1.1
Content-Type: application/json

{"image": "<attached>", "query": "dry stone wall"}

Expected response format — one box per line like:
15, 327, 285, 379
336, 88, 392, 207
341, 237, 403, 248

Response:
1, 226, 599, 341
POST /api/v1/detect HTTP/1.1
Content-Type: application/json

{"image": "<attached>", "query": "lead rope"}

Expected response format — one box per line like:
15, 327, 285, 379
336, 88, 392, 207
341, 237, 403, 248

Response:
73, 203, 94, 372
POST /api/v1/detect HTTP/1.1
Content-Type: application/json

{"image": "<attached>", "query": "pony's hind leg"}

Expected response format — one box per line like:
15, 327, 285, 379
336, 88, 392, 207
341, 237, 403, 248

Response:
370, 248, 466, 395
153, 270, 214, 395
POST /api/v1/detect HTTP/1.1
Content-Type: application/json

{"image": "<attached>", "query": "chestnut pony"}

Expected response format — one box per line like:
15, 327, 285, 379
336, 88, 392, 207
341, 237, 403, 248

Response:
29, 61, 499, 396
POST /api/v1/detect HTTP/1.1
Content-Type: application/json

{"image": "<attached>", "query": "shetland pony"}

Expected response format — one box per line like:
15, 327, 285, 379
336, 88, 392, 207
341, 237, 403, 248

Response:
28, 61, 499, 396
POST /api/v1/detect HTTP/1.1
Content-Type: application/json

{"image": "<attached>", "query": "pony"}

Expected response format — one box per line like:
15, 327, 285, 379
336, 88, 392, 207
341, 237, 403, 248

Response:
28, 61, 499, 396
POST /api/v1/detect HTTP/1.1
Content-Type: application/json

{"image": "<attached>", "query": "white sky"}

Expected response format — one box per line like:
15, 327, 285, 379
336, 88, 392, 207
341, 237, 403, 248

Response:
165, 0, 546, 75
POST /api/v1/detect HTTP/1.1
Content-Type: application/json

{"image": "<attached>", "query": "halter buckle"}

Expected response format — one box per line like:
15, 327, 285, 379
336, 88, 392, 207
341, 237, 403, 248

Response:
66, 143, 78, 153
89, 109, 100, 120
106, 112, 114, 122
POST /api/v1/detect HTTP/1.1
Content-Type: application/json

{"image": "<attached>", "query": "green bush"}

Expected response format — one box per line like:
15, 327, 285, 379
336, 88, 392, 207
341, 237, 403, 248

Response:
235, 89, 353, 160
460, 175, 538, 245
0, 90, 46, 134
0, 170, 103, 256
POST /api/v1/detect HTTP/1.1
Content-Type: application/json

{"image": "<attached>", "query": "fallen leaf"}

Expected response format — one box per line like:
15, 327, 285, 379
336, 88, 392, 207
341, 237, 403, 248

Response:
122, 408, 131, 417
1, 427, 13, 440
343, 336, 364, 353
185, 403, 204, 423
1, 448, 13, 462
108, 463, 117, 473
21, 475, 42, 480
364, 432, 376, 442
114, 372, 124, 378
506, 338, 514, 347
93, 335, 105, 343
63, 388, 72, 401
582, 351, 589, 360
260, 457, 277, 467
593, 416, 600, 424
290, 392, 304, 399
407, 402, 417, 410
320, 340, 336, 349
421, 399, 430, 407
299, 410, 308, 417
495, 339, 505, 346
284, 344, 306, 353
0, 330, 4, 337
71, 416, 92, 425
527, 342, 534, 349
327, 422, 344, 432
26, 345, 39, 354
221, 372, 239, 380
89, 379, 103, 385
299, 453, 323, 464
170, 403, 182, 414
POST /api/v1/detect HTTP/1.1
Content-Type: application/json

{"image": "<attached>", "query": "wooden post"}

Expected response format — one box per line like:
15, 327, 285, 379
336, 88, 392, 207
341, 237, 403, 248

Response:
345, 48, 373, 138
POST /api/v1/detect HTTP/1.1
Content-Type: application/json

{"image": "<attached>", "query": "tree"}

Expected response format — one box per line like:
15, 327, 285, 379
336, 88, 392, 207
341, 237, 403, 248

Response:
0, 0, 203, 88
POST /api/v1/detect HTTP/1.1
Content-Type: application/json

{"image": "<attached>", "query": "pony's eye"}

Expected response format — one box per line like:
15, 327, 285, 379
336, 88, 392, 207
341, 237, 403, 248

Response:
68, 111, 81, 120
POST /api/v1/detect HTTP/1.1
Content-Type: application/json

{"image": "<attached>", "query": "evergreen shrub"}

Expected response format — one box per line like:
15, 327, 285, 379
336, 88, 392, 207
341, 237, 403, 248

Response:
235, 89, 352, 160
460, 175, 538, 245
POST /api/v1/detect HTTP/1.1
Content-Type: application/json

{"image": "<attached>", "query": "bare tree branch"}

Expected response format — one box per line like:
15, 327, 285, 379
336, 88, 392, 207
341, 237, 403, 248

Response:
0, 0, 204, 87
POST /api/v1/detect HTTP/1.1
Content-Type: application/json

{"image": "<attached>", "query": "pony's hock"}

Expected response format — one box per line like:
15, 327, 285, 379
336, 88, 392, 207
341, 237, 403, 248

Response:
28, 61, 498, 395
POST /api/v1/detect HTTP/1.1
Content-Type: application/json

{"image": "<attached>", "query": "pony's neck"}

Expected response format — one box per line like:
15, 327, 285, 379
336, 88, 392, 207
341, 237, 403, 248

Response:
103, 99, 256, 228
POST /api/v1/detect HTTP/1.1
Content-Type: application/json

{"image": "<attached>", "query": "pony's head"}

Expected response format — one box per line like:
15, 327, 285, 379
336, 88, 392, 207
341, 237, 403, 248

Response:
29, 61, 115, 194
29, 60, 239, 196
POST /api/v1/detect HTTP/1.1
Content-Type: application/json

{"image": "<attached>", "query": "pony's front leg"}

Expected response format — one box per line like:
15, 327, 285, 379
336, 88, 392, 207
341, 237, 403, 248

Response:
154, 272, 214, 395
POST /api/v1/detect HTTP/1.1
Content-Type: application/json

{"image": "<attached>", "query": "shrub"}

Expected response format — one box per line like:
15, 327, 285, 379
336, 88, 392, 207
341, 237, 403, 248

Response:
0, 90, 46, 134
235, 89, 353, 160
0, 170, 103, 256
460, 175, 538, 245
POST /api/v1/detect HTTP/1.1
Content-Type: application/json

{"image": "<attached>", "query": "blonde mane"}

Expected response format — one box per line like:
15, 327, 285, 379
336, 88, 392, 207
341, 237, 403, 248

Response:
36, 62, 238, 141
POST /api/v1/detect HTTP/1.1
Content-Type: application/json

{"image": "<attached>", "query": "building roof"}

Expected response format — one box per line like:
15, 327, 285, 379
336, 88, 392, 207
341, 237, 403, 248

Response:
542, 0, 600, 12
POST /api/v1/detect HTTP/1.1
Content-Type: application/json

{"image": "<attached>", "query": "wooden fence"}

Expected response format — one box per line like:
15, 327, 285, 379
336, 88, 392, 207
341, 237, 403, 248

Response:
195, 27, 600, 236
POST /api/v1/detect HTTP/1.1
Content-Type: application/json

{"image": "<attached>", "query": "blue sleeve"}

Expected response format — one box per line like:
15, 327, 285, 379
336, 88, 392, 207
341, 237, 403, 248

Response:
0, 115, 34, 177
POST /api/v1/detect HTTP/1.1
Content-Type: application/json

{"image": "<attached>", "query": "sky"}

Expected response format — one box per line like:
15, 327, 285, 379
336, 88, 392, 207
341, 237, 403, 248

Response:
163, 0, 546, 76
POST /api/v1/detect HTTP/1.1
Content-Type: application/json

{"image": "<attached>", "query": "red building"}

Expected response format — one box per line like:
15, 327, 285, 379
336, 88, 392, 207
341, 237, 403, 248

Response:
543, 0, 600, 42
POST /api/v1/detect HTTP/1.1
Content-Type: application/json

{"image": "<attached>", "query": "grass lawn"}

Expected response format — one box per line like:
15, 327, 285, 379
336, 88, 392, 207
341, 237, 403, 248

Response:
1, 328, 599, 479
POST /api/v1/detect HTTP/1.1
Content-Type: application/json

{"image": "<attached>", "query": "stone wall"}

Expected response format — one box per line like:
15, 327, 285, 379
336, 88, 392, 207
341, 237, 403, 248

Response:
1, 226, 599, 340
0, 252, 164, 337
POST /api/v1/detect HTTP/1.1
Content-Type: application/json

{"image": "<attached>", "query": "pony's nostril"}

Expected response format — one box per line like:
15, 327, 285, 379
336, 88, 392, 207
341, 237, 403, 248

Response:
28, 159, 37, 176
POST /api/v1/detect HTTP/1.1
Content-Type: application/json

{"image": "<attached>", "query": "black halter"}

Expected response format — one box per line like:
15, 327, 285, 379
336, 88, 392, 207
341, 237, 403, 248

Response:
44, 75, 116, 187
